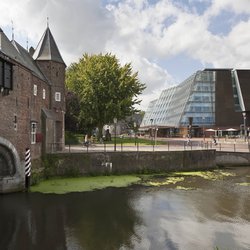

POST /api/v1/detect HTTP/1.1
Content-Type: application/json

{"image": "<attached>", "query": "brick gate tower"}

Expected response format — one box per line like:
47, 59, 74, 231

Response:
33, 26, 66, 153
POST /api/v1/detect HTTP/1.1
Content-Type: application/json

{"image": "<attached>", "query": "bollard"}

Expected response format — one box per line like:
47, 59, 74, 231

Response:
25, 148, 31, 190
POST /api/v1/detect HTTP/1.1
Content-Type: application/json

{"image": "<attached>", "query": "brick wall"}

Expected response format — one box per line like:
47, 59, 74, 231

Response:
0, 62, 51, 161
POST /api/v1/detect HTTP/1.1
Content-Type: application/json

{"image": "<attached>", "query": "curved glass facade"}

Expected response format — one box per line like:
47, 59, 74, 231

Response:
141, 70, 216, 128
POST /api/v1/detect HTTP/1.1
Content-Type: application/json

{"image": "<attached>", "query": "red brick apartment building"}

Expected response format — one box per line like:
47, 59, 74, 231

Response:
0, 26, 66, 192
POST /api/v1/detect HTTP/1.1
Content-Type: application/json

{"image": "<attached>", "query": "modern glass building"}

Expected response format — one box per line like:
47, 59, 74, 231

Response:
141, 69, 250, 137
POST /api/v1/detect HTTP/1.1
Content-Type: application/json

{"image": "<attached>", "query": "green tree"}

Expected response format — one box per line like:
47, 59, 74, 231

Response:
65, 91, 81, 132
66, 53, 146, 139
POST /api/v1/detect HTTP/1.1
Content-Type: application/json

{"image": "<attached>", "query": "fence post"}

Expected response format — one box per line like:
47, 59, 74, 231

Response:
25, 148, 31, 191
104, 141, 106, 152
137, 141, 139, 152
168, 141, 170, 151
234, 143, 236, 152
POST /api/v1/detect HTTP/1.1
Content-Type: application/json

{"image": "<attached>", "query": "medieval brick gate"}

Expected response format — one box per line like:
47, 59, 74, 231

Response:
0, 137, 25, 193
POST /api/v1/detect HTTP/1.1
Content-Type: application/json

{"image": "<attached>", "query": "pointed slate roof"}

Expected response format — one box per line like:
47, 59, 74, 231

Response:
0, 27, 23, 62
33, 27, 65, 65
0, 27, 47, 81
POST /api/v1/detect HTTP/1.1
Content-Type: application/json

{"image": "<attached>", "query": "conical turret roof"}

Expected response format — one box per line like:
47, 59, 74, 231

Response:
33, 27, 65, 65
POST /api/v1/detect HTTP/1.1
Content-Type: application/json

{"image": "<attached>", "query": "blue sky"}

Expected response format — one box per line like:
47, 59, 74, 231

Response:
1, 0, 250, 110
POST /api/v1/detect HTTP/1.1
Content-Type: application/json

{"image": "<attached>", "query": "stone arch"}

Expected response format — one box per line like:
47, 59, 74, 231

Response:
0, 137, 20, 178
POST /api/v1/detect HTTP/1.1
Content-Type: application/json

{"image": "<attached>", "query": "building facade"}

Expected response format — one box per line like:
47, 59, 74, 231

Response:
141, 69, 250, 137
0, 26, 66, 192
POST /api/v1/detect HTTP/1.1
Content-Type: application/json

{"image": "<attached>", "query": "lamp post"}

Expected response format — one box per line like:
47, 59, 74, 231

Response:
155, 126, 158, 146
113, 117, 117, 151
133, 121, 137, 146
150, 118, 153, 145
243, 112, 247, 142
202, 116, 205, 141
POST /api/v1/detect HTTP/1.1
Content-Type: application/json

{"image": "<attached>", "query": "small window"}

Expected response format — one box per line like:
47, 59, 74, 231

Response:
43, 89, 46, 99
31, 122, 37, 144
55, 92, 61, 102
33, 85, 37, 96
0, 60, 13, 91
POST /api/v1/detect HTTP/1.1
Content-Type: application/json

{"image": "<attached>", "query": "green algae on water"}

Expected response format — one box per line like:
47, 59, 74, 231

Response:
237, 182, 250, 186
176, 186, 195, 190
30, 175, 141, 194
146, 177, 184, 187
173, 170, 235, 181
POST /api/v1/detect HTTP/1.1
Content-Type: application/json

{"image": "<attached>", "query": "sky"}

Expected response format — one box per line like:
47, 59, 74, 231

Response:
1, 0, 250, 110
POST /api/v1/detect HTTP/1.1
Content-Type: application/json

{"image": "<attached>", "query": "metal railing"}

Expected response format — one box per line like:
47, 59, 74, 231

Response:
63, 139, 250, 153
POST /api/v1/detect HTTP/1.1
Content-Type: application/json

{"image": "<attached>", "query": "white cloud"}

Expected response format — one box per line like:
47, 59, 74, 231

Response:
206, 0, 250, 17
1, 0, 250, 110
0, 0, 115, 60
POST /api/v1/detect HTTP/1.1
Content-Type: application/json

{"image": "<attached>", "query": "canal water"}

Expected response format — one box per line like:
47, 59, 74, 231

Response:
0, 167, 250, 250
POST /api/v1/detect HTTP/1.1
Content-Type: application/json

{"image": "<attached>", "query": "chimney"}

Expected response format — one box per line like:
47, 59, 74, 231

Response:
29, 46, 35, 56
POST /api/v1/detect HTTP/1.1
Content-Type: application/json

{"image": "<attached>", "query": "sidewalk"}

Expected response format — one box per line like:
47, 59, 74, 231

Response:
63, 137, 250, 153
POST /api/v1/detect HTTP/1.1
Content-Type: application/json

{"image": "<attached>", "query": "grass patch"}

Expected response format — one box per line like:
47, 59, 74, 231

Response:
30, 175, 141, 194
101, 137, 167, 145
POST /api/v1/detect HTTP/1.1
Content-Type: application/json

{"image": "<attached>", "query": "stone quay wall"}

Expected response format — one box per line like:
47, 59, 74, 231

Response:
216, 151, 250, 167
41, 150, 216, 177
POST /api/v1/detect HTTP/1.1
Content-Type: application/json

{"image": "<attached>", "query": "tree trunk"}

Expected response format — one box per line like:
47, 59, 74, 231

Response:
97, 124, 103, 141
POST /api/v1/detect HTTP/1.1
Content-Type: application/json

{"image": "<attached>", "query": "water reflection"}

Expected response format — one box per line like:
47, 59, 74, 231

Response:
0, 189, 141, 250
0, 167, 250, 250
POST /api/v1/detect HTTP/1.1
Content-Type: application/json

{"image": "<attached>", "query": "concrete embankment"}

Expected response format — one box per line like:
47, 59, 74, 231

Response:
41, 150, 216, 177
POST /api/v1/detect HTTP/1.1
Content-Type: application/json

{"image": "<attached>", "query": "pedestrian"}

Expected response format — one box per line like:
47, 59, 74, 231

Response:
212, 136, 217, 145
84, 134, 89, 147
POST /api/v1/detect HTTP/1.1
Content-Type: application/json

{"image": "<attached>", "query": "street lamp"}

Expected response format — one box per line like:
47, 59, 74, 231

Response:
133, 121, 137, 146
243, 112, 247, 141
150, 118, 153, 144
154, 126, 158, 145
202, 116, 205, 141
113, 117, 117, 151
